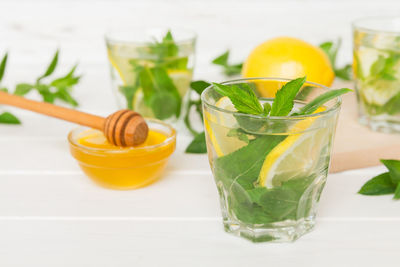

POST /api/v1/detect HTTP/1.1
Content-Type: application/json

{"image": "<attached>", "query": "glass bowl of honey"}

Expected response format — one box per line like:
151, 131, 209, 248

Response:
68, 118, 176, 190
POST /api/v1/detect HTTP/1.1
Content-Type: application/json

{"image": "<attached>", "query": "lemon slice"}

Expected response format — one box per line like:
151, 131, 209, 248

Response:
204, 97, 247, 157
132, 89, 155, 117
258, 107, 327, 188
361, 81, 400, 106
107, 47, 137, 85
168, 70, 192, 97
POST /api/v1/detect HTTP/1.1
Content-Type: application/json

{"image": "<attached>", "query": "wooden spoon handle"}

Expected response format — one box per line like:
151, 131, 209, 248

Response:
0, 91, 105, 130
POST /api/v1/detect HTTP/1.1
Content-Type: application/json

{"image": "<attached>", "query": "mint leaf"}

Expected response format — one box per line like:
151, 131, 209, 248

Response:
120, 85, 138, 110
368, 53, 400, 81
0, 112, 21, 124
212, 50, 243, 76
212, 83, 263, 115
297, 88, 352, 115
139, 67, 181, 119
149, 30, 179, 61
0, 52, 8, 82
212, 50, 229, 66
227, 128, 249, 144
14, 83, 34, 96
263, 102, 271, 116
384, 91, 400, 115
184, 80, 208, 140
36, 84, 55, 103
358, 172, 396, 195
319, 39, 352, 81
50, 70, 80, 88
370, 55, 386, 76
335, 64, 352, 81
214, 135, 286, 190
37, 50, 59, 82
190, 80, 210, 95
319, 41, 337, 67
185, 132, 207, 153
54, 87, 79, 107
394, 184, 400, 200
381, 159, 400, 184
149, 91, 179, 120
270, 76, 306, 116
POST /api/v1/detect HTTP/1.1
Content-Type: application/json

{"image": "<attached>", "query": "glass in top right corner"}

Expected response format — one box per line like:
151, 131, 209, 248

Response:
353, 16, 400, 133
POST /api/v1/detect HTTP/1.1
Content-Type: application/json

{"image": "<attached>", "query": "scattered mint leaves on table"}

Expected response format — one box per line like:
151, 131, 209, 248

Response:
0, 50, 81, 125
319, 39, 352, 81
185, 131, 207, 154
0, 52, 8, 82
0, 111, 21, 124
14, 50, 81, 107
211, 50, 243, 76
359, 159, 400, 199
184, 80, 210, 153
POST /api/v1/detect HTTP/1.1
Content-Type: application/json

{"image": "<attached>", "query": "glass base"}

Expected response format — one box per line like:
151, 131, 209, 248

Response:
359, 115, 400, 134
223, 217, 316, 243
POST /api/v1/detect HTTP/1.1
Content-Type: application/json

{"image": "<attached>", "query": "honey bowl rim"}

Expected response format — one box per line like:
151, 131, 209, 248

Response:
68, 118, 177, 155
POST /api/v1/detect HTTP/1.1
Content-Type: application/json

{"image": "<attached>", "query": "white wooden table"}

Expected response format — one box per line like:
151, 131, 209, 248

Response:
1, 0, 400, 266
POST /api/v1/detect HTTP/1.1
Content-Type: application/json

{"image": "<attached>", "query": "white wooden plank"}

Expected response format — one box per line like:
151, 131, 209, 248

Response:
0, 219, 399, 267
0, 165, 399, 219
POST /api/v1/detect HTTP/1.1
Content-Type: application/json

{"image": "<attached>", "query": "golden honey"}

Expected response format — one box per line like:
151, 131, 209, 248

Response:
68, 119, 176, 190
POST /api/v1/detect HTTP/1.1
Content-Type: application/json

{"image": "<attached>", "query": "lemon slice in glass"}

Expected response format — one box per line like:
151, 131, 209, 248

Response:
132, 89, 155, 117
168, 70, 192, 97
258, 107, 327, 188
204, 97, 247, 157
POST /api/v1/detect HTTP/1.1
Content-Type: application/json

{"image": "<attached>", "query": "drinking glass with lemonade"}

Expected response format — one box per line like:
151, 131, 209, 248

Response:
353, 16, 400, 133
105, 29, 196, 123
202, 78, 345, 242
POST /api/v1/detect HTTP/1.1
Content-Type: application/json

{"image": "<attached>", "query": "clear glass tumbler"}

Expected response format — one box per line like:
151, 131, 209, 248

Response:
105, 28, 196, 123
353, 16, 400, 133
202, 78, 341, 242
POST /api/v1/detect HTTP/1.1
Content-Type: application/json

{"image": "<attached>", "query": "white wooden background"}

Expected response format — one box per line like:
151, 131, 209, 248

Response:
1, 0, 400, 266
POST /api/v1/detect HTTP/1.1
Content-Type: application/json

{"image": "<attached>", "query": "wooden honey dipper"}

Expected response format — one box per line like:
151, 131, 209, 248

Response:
0, 91, 149, 147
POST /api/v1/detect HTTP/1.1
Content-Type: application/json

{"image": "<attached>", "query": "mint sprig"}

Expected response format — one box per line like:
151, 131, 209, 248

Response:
319, 39, 352, 81
0, 50, 81, 125
120, 30, 185, 120
212, 77, 350, 119
212, 50, 243, 76
359, 159, 400, 199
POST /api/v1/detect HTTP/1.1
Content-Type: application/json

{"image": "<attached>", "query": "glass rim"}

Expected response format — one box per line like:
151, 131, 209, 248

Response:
68, 118, 176, 154
104, 27, 197, 46
201, 77, 342, 120
352, 16, 400, 35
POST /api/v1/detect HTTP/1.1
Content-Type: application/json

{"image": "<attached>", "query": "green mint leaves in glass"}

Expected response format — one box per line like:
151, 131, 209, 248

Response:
106, 29, 196, 122
353, 17, 400, 132
202, 78, 349, 242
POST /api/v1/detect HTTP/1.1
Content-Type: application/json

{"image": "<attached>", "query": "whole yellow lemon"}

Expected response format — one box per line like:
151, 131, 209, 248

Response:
242, 37, 335, 97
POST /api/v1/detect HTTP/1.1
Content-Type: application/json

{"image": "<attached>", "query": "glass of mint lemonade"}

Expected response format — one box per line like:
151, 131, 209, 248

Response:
105, 28, 196, 123
353, 17, 400, 132
202, 78, 342, 242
